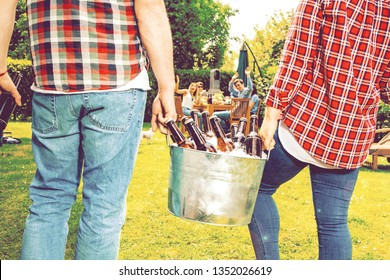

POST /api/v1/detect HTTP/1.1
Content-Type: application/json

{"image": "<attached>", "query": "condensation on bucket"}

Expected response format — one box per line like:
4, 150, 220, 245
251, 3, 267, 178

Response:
168, 146, 266, 226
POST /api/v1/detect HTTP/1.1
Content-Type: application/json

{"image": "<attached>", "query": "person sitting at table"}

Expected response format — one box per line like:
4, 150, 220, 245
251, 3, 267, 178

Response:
175, 75, 203, 128
229, 67, 253, 98
248, 85, 261, 116
213, 85, 261, 133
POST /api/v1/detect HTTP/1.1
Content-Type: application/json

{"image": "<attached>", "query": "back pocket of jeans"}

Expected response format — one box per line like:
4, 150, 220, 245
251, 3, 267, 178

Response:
32, 93, 58, 134
85, 91, 137, 132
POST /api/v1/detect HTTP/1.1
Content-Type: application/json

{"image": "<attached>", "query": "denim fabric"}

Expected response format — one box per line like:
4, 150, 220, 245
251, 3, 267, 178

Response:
20, 89, 147, 260
212, 110, 230, 132
248, 127, 359, 260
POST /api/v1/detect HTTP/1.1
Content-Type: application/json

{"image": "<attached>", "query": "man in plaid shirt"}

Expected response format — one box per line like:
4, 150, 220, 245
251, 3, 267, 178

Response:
0, 0, 176, 259
249, 0, 390, 259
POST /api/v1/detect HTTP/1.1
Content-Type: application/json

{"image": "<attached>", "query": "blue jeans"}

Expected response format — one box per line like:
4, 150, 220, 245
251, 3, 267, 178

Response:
20, 89, 147, 260
183, 107, 203, 130
212, 110, 230, 132
248, 129, 359, 260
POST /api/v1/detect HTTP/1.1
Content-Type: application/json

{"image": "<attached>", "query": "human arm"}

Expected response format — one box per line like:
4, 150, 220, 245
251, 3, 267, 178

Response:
174, 75, 188, 95
229, 72, 239, 97
266, 0, 322, 111
0, 0, 21, 106
135, 0, 176, 134
245, 67, 253, 91
259, 106, 281, 151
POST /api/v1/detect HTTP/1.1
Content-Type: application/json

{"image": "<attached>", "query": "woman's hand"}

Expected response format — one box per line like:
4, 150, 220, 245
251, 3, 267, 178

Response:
259, 106, 281, 151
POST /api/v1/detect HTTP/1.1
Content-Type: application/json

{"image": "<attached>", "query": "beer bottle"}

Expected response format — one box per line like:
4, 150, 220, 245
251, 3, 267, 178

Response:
244, 115, 262, 157
0, 73, 23, 146
201, 111, 215, 140
230, 123, 238, 140
183, 117, 217, 153
232, 117, 247, 149
190, 109, 201, 129
165, 118, 195, 149
209, 116, 235, 152
207, 92, 213, 104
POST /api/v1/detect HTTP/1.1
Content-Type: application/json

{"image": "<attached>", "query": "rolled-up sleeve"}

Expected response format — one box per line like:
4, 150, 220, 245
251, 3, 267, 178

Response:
266, 0, 323, 110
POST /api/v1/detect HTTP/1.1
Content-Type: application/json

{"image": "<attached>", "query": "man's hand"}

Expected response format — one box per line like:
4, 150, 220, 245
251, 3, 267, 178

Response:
151, 92, 176, 134
245, 67, 251, 76
0, 72, 22, 106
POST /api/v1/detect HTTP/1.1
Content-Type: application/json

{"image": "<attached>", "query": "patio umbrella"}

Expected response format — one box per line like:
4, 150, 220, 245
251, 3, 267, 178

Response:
236, 43, 249, 86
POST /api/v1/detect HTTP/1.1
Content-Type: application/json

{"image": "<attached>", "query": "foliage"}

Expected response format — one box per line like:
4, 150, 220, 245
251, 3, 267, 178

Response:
9, 1, 30, 60
165, 0, 236, 69
6, 58, 33, 121
243, 10, 295, 96
1, 122, 389, 260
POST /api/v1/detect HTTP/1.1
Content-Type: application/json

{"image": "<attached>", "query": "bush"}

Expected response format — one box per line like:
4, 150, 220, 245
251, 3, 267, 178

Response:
6, 60, 389, 127
7, 58, 33, 121
5, 61, 236, 123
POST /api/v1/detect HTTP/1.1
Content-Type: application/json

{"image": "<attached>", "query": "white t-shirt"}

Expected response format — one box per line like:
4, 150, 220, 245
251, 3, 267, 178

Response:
31, 68, 151, 94
278, 121, 339, 169
182, 92, 193, 109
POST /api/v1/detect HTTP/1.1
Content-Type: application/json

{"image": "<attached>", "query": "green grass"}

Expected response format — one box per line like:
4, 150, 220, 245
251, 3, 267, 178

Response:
1, 122, 389, 260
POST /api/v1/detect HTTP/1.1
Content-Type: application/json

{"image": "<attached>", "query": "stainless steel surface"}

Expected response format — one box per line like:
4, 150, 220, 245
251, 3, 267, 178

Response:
168, 146, 266, 226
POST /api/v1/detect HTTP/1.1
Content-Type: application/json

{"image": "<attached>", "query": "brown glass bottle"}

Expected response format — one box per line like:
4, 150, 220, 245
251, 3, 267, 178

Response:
183, 118, 217, 152
165, 118, 195, 149
190, 109, 201, 129
232, 117, 247, 148
209, 116, 235, 152
201, 111, 215, 140
230, 123, 238, 139
0, 73, 23, 146
244, 115, 262, 157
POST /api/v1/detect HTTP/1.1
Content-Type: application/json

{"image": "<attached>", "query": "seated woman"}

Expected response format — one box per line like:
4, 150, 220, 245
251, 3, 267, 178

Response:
248, 86, 260, 116
175, 75, 204, 128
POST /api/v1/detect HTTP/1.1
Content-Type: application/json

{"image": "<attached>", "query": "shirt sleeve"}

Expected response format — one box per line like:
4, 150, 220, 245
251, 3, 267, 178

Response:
247, 76, 253, 91
265, 0, 323, 111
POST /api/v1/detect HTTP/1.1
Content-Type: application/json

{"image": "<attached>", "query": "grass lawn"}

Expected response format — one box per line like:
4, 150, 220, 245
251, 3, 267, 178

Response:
1, 122, 389, 260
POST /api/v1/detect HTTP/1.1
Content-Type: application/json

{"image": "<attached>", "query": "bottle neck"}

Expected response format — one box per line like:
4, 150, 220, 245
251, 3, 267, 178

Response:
230, 124, 238, 139
184, 119, 207, 149
202, 112, 213, 135
166, 120, 187, 145
210, 117, 227, 139
190, 110, 200, 128
249, 116, 259, 136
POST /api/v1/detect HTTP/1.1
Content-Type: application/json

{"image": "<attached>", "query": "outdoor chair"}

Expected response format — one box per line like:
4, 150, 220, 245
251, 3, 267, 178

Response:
229, 98, 251, 135
368, 127, 390, 170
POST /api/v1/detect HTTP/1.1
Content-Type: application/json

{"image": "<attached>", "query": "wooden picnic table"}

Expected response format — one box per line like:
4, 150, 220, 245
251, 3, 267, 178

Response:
193, 103, 232, 115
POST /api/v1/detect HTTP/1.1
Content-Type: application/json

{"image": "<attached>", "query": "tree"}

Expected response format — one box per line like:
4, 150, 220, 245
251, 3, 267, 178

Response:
165, 0, 236, 70
9, 1, 30, 60
242, 9, 295, 95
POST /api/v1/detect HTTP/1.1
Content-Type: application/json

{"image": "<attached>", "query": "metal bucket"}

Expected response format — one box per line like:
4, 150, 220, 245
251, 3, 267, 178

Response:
168, 145, 267, 226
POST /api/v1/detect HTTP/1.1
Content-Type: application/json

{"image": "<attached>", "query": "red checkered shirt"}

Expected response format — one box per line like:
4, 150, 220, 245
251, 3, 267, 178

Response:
27, 0, 147, 92
266, 0, 390, 169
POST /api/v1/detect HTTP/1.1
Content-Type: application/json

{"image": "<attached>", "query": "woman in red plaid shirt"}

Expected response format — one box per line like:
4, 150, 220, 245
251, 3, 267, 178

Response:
249, 0, 390, 259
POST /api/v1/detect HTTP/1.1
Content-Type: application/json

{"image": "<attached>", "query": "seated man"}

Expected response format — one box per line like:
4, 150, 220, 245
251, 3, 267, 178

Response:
214, 85, 260, 134
229, 67, 253, 98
